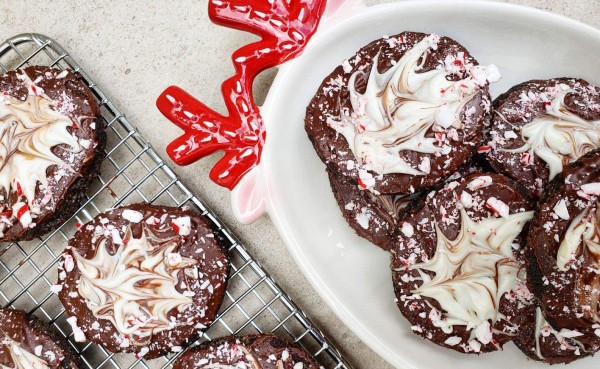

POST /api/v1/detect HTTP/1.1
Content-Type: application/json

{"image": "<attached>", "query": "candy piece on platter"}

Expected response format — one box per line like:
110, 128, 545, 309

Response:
0, 307, 80, 369
482, 78, 600, 197
305, 31, 499, 195
56, 204, 230, 359
390, 172, 535, 353
173, 333, 321, 369
0, 66, 105, 242
527, 150, 600, 334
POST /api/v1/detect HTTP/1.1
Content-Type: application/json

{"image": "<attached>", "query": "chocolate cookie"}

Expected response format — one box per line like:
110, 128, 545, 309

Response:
327, 168, 414, 250
0, 307, 79, 369
327, 161, 483, 251
56, 204, 230, 359
527, 150, 600, 334
515, 301, 600, 364
0, 66, 105, 242
390, 172, 535, 353
305, 31, 498, 195
173, 334, 320, 369
482, 78, 600, 197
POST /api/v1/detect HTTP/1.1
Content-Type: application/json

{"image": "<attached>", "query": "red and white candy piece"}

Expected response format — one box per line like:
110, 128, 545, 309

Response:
477, 145, 491, 154
12, 202, 32, 228
165, 252, 183, 267
485, 197, 509, 218
63, 254, 75, 272
401, 222, 414, 237
467, 176, 493, 191
145, 215, 160, 225
172, 216, 191, 236
460, 191, 473, 208
358, 169, 375, 190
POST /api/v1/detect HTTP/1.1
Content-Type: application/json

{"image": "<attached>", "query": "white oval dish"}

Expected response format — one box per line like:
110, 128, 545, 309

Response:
232, 1, 600, 368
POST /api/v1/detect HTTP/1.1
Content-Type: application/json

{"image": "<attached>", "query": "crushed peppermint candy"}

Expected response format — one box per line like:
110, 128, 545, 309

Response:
467, 176, 493, 190
357, 169, 375, 190
553, 199, 570, 220
66, 317, 86, 342
63, 254, 75, 272
486, 197, 510, 218
12, 202, 32, 228
444, 336, 462, 346
460, 191, 473, 208
34, 345, 43, 356
400, 222, 414, 237
355, 207, 370, 229
172, 216, 191, 236
581, 182, 600, 195
122, 209, 144, 223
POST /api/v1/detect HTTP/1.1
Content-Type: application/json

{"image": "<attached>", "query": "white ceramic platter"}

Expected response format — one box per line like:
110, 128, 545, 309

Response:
232, 1, 600, 368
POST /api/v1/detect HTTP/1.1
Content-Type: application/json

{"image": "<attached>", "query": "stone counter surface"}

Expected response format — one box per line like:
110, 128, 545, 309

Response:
0, 1, 598, 368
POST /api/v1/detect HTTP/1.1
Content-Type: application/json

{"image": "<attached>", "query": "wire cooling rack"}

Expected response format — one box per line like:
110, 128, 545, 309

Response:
0, 33, 352, 369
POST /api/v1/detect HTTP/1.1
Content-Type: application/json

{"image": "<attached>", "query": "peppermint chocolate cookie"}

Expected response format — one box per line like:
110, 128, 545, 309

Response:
327, 161, 482, 251
515, 302, 600, 364
173, 334, 320, 369
482, 78, 600, 197
57, 204, 230, 359
527, 150, 600, 333
327, 168, 414, 250
0, 66, 105, 242
306, 31, 499, 195
391, 172, 535, 353
0, 307, 79, 369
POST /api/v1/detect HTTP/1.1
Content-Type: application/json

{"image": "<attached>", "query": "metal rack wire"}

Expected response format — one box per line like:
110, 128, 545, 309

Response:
0, 33, 352, 369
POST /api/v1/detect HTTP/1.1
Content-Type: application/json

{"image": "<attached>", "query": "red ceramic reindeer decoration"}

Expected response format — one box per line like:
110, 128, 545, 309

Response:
156, 0, 327, 190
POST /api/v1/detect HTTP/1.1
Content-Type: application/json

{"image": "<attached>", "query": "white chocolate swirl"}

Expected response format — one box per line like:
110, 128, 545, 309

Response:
0, 337, 49, 369
505, 90, 600, 181
556, 201, 600, 271
411, 208, 534, 341
0, 93, 79, 208
328, 35, 499, 176
74, 227, 198, 345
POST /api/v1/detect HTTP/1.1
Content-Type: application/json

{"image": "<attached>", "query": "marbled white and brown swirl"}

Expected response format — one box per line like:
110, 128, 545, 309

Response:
527, 150, 600, 337
482, 78, 600, 197
391, 173, 535, 353
56, 204, 230, 359
306, 32, 499, 195
0, 66, 105, 242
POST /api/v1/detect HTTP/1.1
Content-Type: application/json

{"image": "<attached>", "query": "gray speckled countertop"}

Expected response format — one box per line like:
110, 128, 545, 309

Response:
0, 1, 598, 368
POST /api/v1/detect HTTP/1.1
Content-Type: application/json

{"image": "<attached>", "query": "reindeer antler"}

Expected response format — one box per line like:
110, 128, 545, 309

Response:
157, 0, 327, 189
